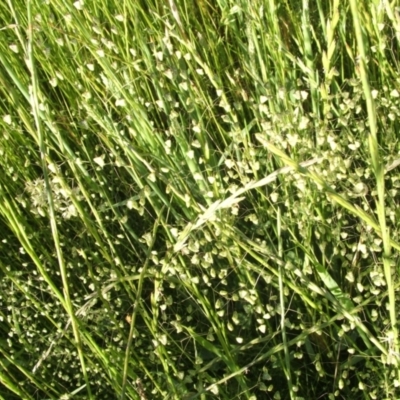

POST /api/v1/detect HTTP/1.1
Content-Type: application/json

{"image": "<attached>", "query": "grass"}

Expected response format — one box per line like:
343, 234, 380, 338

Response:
1, 0, 400, 399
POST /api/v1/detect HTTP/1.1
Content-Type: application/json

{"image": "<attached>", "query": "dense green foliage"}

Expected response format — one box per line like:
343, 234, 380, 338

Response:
1, 0, 400, 399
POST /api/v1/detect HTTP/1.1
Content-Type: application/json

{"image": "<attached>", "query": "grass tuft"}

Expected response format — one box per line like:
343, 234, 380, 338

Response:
1, 0, 400, 399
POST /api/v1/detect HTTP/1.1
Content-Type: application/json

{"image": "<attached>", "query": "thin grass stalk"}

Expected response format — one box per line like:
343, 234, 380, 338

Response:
349, 0, 399, 374
170, 254, 252, 397
120, 210, 164, 399
26, 1, 92, 397
0, 349, 55, 398
0, 367, 33, 399
302, 0, 320, 120
277, 207, 294, 398
0, 194, 67, 306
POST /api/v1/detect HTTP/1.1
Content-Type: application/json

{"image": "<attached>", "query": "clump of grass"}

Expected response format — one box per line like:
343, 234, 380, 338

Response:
1, 0, 400, 399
